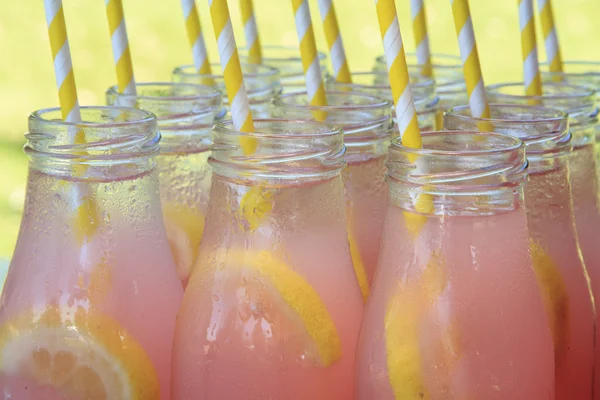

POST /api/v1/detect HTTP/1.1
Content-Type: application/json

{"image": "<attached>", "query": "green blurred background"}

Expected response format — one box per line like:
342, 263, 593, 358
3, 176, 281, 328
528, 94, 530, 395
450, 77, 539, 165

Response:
0, 0, 597, 258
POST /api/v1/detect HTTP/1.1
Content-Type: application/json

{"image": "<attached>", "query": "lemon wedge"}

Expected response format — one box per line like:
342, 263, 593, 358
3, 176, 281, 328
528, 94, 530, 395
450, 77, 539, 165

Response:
162, 202, 205, 282
529, 239, 569, 359
0, 306, 160, 400
385, 250, 449, 399
208, 250, 343, 367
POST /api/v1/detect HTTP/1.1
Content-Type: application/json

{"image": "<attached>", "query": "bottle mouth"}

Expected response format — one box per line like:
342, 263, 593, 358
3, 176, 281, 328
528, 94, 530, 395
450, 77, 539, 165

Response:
487, 82, 597, 116
387, 130, 528, 193
106, 82, 219, 125
271, 90, 393, 145
26, 106, 159, 162
541, 60, 600, 79
239, 44, 327, 63
444, 103, 571, 157
209, 118, 346, 182
172, 63, 282, 100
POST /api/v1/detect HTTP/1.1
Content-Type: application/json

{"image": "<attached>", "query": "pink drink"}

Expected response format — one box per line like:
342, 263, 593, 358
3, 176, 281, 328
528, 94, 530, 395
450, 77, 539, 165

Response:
569, 143, 600, 396
488, 83, 600, 398
445, 104, 595, 398
355, 131, 555, 399
171, 119, 364, 399
0, 108, 183, 399
107, 82, 222, 286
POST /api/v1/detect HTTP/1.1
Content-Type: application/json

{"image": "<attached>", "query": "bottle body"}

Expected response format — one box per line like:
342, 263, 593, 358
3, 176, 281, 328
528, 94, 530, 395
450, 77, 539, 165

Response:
355, 131, 555, 400
171, 119, 364, 400
0, 107, 183, 399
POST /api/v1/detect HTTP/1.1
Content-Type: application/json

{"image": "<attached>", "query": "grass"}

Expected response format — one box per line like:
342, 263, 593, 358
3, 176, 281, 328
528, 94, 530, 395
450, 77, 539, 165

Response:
0, 0, 598, 257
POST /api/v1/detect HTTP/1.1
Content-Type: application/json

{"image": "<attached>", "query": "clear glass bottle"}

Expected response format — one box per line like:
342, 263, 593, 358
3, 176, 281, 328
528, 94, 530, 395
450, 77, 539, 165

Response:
172, 62, 281, 117
355, 131, 554, 399
373, 53, 467, 127
488, 81, 600, 396
107, 82, 222, 287
272, 91, 393, 300
0, 107, 183, 399
239, 44, 329, 93
171, 119, 364, 400
445, 104, 595, 399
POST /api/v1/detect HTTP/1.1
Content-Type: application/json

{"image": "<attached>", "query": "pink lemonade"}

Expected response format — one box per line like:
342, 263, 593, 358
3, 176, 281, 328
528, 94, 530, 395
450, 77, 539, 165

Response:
569, 143, 600, 395
445, 103, 596, 398
107, 82, 222, 286
0, 108, 183, 399
171, 119, 364, 399
355, 131, 555, 399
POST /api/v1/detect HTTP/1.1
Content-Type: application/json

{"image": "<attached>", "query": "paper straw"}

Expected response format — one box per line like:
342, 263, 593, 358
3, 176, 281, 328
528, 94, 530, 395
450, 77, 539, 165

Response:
182, 0, 213, 75
209, 0, 256, 154
317, 0, 352, 83
450, 0, 491, 120
291, 0, 328, 122
538, 0, 564, 74
240, 0, 262, 64
105, 0, 136, 95
375, 0, 422, 148
519, 0, 542, 97
44, 0, 97, 244
410, 0, 433, 78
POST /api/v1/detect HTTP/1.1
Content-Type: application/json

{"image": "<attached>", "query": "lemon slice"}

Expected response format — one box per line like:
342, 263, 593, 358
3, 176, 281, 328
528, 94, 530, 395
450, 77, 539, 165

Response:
385, 250, 449, 399
529, 239, 569, 359
238, 187, 275, 231
162, 202, 205, 282
348, 230, 370, 302
211, 250, 343, 367
0, 306, 160, 399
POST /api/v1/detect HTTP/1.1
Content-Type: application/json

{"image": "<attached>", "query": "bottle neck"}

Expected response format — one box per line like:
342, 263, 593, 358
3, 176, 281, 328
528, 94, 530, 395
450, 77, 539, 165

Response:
387, 131, 528, 216
27, 107, 160, 181
209, 119, 346, 186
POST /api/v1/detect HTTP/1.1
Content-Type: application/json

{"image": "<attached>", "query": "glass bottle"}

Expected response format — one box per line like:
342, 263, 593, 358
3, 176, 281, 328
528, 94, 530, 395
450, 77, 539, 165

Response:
0, 107, 183, 399
445, 104, 595, 399
239, 44, 329, 93
171, 119, 364, 399
272, 91, 392, 300
355, 131, 554, 399
107, 82, 221, 286
488, 82, 600, 394
541, 61, 600, 187
172, 62, 281, 117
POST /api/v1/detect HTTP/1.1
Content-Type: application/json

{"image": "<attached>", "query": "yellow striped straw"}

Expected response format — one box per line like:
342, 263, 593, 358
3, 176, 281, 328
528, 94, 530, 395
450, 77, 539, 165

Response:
375, 0, 422, 149
451, 0, 491, 121
209, 0, 256, 154
538, 0, 564, 74
182, 0, 213, 75
105, 0, 136, 94
317, 0, 352, 83
519, 0, 543, 97
292, 0, 328, 122
240, 0, 262, 64
44, 0, 98, 244
410, 0, 433, 78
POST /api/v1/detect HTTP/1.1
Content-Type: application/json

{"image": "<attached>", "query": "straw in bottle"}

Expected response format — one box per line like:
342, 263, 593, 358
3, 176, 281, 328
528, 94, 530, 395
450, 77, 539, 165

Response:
410, 0, 433, 78
538, 0, 563, 74
209, 0, 256, 153
105, 0, 136, 95
518, 0, 543, 98
375, 0, 422, 149
44, 0, 98, 244
240, 0, 262, 64
450, 0, 492, 132
292, 0, 328, 121
182, 0, 213, 75
317, 0, 352, 83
